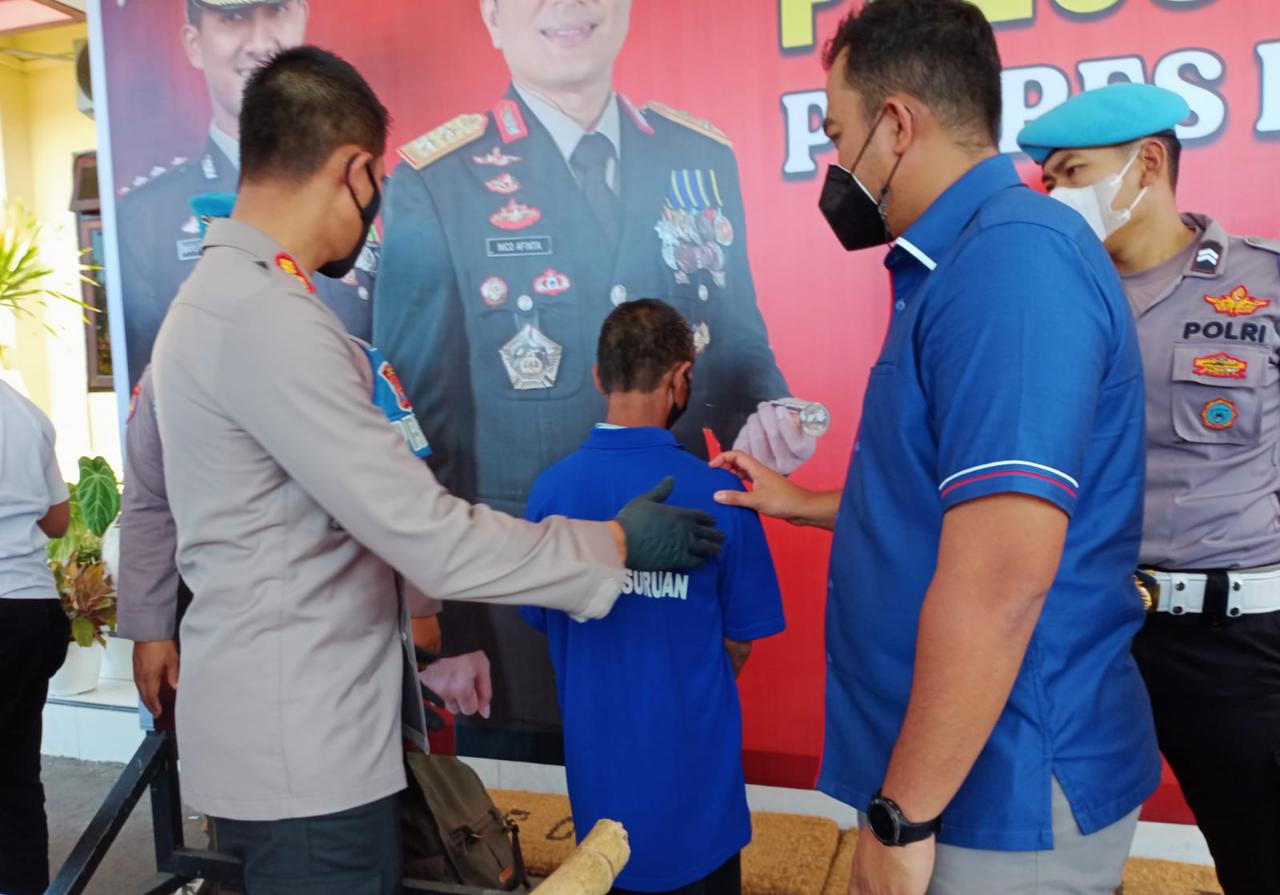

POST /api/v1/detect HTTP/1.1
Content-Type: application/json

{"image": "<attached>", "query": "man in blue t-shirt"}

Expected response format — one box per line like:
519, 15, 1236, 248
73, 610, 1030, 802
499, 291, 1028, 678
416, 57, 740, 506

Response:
521, 299, 786, 895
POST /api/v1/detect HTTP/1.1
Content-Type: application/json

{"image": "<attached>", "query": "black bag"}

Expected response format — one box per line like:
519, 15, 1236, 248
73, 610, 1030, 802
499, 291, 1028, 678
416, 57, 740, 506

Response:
401, 751, 529, 890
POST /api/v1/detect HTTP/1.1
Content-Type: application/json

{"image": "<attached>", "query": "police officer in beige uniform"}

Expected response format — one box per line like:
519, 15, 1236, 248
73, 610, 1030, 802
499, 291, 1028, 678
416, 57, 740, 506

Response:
116, 366, 494, 725
1021, 83, 1280, 895
150, 47, 722, 895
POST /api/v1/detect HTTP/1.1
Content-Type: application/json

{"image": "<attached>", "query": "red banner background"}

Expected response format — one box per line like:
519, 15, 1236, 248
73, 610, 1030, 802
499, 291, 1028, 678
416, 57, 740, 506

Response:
99, 0, 1280, 789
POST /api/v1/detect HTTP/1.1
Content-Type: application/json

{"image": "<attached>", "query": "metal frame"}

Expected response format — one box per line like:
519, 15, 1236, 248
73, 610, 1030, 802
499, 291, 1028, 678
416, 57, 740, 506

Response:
48, 731, 512, 895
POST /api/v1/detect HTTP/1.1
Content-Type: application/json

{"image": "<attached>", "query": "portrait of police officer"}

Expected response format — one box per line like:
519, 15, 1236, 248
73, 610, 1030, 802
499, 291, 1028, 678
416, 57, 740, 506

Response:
1021, 83, 1280, 895
114, 0, 375, 388
374, 0, 816, 760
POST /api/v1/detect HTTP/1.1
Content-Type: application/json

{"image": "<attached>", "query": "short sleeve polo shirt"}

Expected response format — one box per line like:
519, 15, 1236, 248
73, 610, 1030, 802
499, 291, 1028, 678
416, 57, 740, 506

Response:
818, 155, 1160, 851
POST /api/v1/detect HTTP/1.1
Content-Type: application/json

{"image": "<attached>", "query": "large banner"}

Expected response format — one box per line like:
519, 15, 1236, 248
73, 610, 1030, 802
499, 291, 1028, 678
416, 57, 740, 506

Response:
95, 0, 1279, 788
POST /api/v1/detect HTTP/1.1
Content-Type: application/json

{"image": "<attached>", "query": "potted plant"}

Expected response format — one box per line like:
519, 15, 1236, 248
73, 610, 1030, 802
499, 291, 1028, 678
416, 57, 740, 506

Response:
47, 456, 121, 696
0, 197, 96, 392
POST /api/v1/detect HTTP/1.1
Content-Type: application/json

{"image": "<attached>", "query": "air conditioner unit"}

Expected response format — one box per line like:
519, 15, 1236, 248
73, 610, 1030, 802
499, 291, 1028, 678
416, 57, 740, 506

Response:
74, 38, 92, 119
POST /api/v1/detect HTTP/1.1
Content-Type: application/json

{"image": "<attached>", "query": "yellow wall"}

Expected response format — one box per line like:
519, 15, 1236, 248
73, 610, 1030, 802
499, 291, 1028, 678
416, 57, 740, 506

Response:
0, 23, 121, 479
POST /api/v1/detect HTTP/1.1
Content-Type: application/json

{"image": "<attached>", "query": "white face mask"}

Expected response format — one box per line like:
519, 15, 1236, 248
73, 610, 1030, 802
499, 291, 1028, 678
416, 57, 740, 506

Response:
1049, 148, 1148, 243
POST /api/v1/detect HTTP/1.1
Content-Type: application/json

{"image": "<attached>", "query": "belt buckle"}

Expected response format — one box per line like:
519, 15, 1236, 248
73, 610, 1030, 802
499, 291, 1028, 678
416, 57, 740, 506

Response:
1134, 570, 1160, 613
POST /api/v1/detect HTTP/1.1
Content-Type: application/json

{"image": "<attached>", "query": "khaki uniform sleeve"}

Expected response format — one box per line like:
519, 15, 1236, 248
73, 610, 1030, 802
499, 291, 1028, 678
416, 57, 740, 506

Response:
116, 369, 182, 641
219, 291, 623, 620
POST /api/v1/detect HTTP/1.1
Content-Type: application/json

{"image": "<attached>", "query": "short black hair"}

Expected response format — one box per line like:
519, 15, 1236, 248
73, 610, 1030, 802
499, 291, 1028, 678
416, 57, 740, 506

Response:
597, 299, 694, 394
239, 46, 389, 184
823, 0, 1002, 146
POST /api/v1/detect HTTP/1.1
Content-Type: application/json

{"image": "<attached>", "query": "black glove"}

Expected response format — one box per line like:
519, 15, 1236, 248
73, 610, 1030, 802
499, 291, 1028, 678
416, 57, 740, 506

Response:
614, 476, 726, 571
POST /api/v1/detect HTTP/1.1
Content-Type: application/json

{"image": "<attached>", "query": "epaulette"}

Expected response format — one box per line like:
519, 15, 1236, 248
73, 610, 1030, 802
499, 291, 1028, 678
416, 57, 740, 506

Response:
116, 156, 191, 198
1243, 235, 1280, 256
399, 114, 487, 170
645, 101, 732, 148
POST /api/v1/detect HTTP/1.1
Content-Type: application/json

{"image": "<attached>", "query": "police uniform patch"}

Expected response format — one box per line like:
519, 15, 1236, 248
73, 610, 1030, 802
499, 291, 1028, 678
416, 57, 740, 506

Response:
377, 361, 413, 412
1204, 285, 1272, 317
480, 276, 509, 307
646, 101, 732, 147
490, 199, 541, 231
127, 382, 141, 423
1192, 241, 1223, 275
485, 173, 521, 194
473, 146, 522, 167
500, 324, 563, 390
275, 252, 315, 293
533, 268, 571, 296
400, 114, 487, 171
1201, 397, 1238, 430
175, 239, 202, 262
1192, 352, 1248, 379
493, 99, 529, 144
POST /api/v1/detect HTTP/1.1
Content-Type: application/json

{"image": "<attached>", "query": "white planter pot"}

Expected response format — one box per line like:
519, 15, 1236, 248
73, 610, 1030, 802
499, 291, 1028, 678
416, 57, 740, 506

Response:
49, 642, 103, 696
102, 635, 134, 681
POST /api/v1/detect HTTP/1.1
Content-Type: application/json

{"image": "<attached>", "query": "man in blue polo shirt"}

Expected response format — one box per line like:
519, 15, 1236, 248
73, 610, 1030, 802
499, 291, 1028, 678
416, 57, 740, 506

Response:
713, 2, 1159, 893
522, 299, 785, 895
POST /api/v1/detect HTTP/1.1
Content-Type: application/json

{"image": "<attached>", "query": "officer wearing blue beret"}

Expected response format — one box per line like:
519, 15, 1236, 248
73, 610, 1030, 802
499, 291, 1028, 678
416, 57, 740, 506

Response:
114, 0, 375, 388
1022, 83, 1280, 895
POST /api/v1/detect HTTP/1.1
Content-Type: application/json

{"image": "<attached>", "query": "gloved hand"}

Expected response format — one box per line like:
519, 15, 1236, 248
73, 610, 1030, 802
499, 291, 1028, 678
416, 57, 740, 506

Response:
732, 402, 816, 476
418, 651, 492, 718
614, 476, 726, 571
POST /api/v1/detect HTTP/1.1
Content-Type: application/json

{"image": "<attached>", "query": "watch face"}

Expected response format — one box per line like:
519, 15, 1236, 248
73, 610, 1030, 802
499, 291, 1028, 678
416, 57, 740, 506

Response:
867, 799, 899, 844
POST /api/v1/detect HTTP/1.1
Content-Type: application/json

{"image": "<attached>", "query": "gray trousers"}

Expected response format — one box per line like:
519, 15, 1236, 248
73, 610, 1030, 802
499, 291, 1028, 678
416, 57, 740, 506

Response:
861, 780, 1139, 895
213, 793, 402, 895
929, 779, 1138, 895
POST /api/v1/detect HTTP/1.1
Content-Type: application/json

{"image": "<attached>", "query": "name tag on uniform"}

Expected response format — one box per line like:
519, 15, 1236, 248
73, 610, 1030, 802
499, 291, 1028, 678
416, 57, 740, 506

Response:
391, 414, 430, 455
175, 238, 202, 262
487, 235, 553, 258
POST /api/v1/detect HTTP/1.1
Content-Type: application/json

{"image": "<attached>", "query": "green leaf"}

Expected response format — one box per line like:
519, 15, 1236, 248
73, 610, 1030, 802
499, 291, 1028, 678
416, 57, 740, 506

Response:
77, 456, 120, 536
71, 616, 96, 648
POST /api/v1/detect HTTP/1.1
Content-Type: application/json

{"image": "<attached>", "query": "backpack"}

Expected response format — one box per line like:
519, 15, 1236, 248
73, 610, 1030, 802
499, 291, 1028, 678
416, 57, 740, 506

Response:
401, 751, 529, 890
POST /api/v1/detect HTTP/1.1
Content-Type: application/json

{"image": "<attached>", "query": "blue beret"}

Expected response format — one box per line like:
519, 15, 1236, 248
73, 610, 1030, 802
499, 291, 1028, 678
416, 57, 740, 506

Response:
1016, 83, 1190, 164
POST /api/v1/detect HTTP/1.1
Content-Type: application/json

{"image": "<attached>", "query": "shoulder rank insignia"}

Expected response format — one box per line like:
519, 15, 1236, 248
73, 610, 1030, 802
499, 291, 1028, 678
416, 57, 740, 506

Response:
400, 113, 487, 170
493, 99, 529, 144
646, 101, 732, 147
275, 252, 315, 294
1204, 285, 1271, 317
1191, 241, 1222, 275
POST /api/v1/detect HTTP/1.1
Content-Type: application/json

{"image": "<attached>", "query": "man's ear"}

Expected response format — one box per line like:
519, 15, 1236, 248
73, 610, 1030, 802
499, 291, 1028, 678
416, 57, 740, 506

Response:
181, 22, 204, 72
673, 360, 694, 402
480, 0, 501, 49
885, 96, 916, 156
593, 363, 605, 397
1137, 139, 1166, 189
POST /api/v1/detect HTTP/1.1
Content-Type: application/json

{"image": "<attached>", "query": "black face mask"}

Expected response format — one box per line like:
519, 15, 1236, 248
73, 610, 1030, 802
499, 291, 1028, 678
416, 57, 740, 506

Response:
318, 157, 381, 280
665, 369, 691, 430
818, 112, 904, 251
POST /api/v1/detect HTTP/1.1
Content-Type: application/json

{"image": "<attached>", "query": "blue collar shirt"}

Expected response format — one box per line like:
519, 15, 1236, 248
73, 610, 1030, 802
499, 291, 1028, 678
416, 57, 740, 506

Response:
818, 155, 1161, 850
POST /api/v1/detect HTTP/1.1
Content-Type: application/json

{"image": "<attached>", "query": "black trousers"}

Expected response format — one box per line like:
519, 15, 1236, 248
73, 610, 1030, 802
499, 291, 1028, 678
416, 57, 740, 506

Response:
0, 598, 70, 895
1133, 610, 1280, 895
612, 852, 741, 895
214, 793, 403, 895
